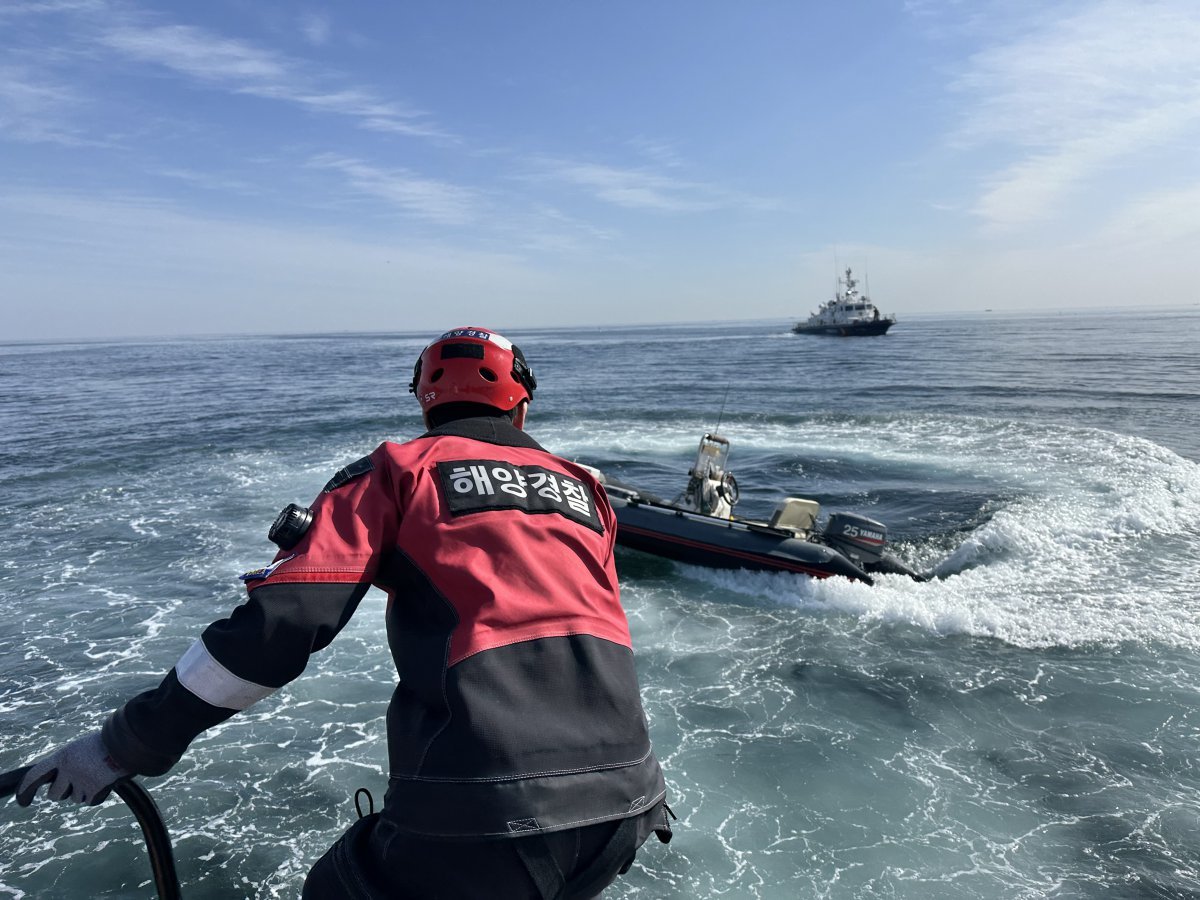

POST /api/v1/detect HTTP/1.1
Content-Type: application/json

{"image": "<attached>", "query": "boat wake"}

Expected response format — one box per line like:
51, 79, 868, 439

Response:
588, 415, 1200, 652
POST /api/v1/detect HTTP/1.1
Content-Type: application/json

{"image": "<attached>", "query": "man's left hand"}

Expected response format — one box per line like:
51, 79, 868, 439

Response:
16, 732, 130, 807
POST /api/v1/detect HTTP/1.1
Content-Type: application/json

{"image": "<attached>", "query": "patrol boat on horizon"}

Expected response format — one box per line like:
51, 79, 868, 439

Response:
792, 267, 896, 336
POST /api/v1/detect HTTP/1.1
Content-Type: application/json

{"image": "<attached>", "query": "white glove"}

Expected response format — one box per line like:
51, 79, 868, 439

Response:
16, 732, 130, 807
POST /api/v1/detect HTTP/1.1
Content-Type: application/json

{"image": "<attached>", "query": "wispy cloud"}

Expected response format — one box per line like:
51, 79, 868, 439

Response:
0, 0, 104, 18
0, 65, 89, 145
951, 1, 1200, 231
974, 98, 1200, 231
1096, 180, 1200, 248
0, 185, 559, 339
156, 167, 263, 195
101, 24, 288, 83
533, 158, 776, 214
307, 155, 629, 254
307, 154, 479, 225
505, 204, 618, 255
299, 12, 332, 47
95, 22, 451, 140
627, 137, 685, 169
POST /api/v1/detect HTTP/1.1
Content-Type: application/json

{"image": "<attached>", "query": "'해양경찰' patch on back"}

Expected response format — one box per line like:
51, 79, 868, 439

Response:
437, 459, 603, 533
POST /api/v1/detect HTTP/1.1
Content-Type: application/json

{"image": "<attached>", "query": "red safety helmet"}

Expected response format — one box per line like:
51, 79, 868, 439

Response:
408, 327, 537, 414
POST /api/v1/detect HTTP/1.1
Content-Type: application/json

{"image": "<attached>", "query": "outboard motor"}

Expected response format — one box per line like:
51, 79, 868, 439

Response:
821, 512, 888, 565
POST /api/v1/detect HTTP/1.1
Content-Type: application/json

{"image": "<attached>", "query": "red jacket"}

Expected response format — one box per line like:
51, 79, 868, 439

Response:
104, 417, 666, 838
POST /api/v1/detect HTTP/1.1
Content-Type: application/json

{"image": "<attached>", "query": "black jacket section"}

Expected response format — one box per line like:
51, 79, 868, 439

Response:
202, 581, 370, 688
422, 416, 546, 451
323, 455, 375, 493
376, 545, 665, 838
377, 547, 460, 777
384, 750, 665, 839
104, 581, 369, 776
390, 633, 652, 781
103, 670, 234, 776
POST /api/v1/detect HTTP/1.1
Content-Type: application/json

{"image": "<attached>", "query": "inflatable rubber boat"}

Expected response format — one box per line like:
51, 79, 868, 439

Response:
582, 434, 924, 585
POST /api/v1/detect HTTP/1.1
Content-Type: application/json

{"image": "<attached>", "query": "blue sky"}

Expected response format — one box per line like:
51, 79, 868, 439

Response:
2, 1, 1198, 340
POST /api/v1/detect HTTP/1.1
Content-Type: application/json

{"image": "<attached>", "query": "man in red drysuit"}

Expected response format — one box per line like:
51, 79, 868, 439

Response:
17, 326, 671, 899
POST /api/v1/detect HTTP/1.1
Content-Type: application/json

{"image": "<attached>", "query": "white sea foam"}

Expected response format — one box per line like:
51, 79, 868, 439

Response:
603, 414, 1200, 650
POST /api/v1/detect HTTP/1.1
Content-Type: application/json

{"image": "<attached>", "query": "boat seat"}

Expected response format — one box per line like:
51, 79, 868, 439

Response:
769, 497, 820, 533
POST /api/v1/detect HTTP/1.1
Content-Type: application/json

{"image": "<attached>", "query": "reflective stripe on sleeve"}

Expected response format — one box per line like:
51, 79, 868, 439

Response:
175, 638, 276, 711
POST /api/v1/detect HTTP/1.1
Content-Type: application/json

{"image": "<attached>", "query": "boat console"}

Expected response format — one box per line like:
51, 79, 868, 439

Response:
675, 433, 739, 518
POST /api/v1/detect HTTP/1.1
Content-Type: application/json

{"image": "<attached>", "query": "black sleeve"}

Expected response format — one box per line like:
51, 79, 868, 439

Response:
103, 581, 369, 776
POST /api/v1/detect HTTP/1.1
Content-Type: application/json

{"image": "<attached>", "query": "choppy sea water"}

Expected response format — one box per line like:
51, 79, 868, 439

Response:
2, 309, 1199, 899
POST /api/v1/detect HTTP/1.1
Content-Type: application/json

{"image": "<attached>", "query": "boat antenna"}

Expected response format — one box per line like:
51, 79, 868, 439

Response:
711, 384, 731, 436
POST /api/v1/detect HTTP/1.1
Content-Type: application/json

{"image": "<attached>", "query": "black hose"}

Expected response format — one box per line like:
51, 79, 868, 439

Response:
0, 765, 182, 900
